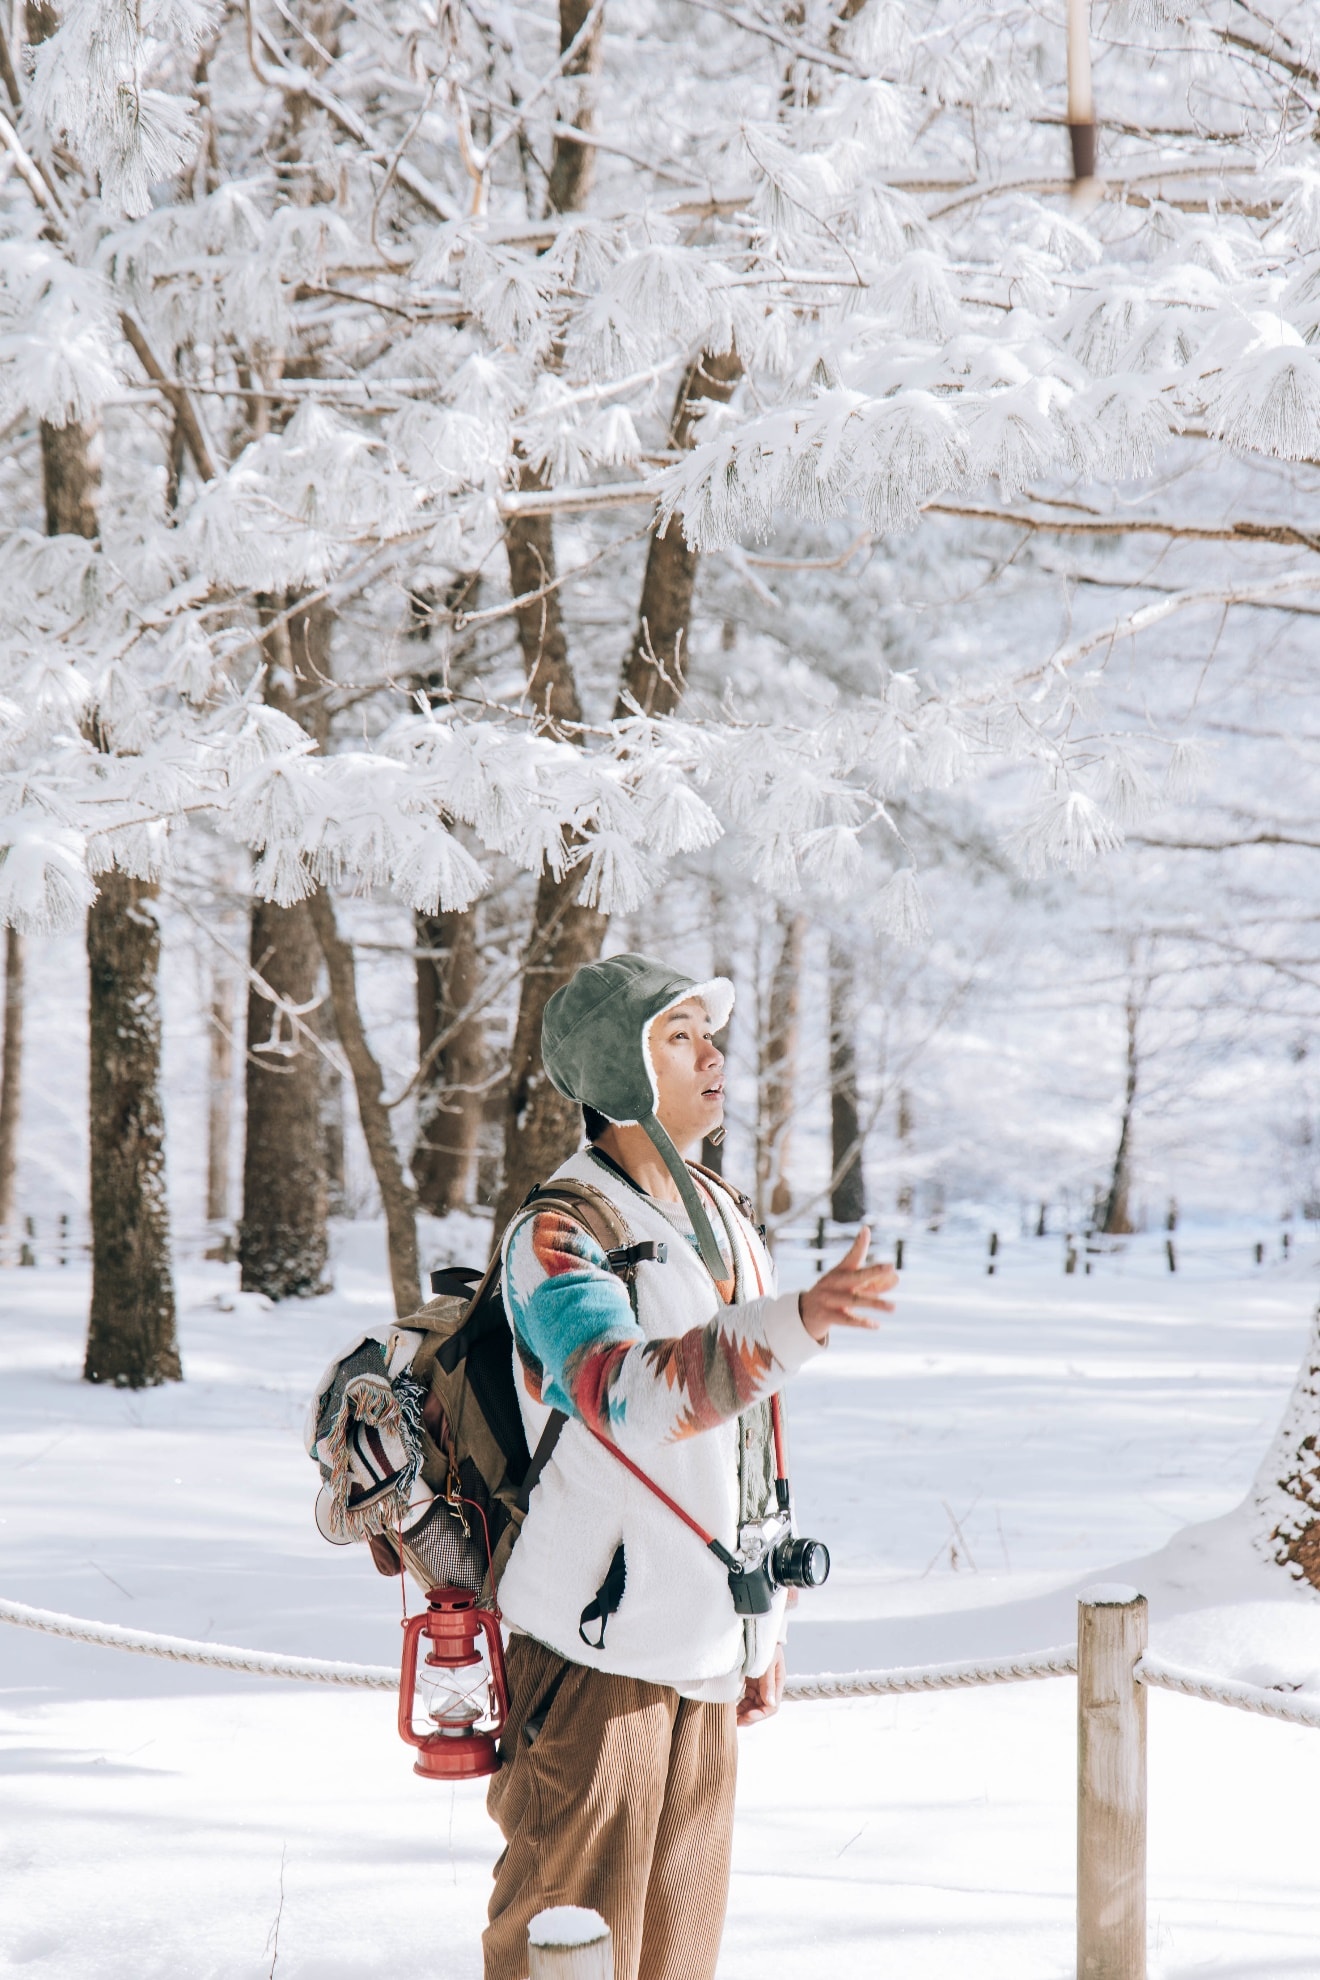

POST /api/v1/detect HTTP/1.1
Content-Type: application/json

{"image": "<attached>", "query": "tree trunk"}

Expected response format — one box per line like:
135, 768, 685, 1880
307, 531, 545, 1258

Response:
758, 909, 805, 1221
239, 894, 330, 1297
1253, 1303, 1320, 1589
494, 352, 744, 1243
613, 350, 743, 720
405, 585, 486, 1218
1101, 991, 1139, 1235
41, 419, 102, 538
0, 927, 23, 1250
83, 872, 180, 1386
238, 595, 332, 1298
414, 907, 485, 1213
492, 871, 608, 1240
204, 954, 235, 1254
318, 990, 347, 1218
546, 0, 604, 214
701, 927, 735, 1175
23, 2, 59, 46
896, 1088, 914, 1214
495, 441, 605, 1240
42, 404, 181, 1384
505, 462, 582, 724
308, 887, 420, 1317
828, 936, 866, 1224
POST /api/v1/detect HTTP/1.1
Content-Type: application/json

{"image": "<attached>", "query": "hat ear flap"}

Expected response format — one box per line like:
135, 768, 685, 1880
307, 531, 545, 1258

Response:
642, 1112, 728, 1280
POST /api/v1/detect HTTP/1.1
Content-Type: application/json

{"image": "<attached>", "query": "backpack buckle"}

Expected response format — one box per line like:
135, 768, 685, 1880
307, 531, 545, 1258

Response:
604, 1240, 667, 1275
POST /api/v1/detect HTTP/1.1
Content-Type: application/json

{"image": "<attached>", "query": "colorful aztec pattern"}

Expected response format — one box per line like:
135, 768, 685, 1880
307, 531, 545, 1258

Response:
503, 1192, 784, 1449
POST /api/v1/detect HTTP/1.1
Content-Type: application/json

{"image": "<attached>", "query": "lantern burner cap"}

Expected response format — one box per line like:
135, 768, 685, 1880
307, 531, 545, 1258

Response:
425, 1584, 478, 1610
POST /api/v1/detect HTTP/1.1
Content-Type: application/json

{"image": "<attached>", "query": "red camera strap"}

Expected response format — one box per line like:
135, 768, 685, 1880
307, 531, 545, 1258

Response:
580, 1171, 792, 1562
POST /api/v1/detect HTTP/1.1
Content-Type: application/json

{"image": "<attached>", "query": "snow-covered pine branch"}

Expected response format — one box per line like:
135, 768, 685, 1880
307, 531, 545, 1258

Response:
0, 0, 1316, 936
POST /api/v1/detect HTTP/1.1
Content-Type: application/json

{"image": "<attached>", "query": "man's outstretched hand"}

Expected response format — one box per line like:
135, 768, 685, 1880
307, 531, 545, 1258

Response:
739, 1238, 894, 1725
737, 1645, 785, 1727
799, 1225, 897, 1344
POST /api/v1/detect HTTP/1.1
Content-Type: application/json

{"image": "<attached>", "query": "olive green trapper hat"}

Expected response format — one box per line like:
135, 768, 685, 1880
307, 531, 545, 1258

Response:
541, 952, 734, 1279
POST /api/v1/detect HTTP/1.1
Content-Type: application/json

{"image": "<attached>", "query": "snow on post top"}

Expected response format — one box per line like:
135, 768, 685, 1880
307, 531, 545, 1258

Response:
528, 1908, 610, 1949
1080, 1583, 1144, 1607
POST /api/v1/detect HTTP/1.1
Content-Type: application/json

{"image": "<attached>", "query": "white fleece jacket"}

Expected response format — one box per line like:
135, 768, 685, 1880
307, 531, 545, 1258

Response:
496, 1150, 823, 1699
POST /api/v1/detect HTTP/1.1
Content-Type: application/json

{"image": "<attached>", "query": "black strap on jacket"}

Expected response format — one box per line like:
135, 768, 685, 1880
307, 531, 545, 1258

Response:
578, 1541, 627, 1649
516, 1408, 568, 1513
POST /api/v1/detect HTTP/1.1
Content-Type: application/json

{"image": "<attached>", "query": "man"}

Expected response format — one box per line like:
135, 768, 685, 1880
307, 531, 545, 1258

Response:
485, 953, 897, 1980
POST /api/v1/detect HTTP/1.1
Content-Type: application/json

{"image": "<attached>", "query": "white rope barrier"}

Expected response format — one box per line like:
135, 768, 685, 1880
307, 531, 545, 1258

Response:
783, 1645, 1078, 1700
1136, 1651, 1320, 1730
0, 1598, 398, 1689
5, 1597, 1319, 1727
1, 1595, 1077, 1697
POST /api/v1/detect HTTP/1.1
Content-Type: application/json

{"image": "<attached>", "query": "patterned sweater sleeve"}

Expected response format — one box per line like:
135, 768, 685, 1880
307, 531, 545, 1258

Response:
502, 1207, 817, 1452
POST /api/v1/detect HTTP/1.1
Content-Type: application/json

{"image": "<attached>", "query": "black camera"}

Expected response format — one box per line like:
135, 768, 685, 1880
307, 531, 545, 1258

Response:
718, 1522, 831, 1615
772, 1532, 831, 1588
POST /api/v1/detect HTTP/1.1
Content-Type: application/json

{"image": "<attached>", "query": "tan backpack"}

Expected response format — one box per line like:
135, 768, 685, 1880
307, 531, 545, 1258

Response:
307, 1177, 657, 1604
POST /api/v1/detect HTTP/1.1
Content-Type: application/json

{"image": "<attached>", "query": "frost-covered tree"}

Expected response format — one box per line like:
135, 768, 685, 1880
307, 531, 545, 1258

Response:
4, 0, 1320, 1372
1254, 1307, 1320, 1589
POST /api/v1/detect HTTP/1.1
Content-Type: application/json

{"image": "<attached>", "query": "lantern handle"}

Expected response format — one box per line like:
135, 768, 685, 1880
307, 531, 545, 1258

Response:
474, 1606, 509, 1740
397, 1611, 429, 1750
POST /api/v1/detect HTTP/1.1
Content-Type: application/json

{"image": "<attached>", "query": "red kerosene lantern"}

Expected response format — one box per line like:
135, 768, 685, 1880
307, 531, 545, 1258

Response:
398, 1584, 510, 1780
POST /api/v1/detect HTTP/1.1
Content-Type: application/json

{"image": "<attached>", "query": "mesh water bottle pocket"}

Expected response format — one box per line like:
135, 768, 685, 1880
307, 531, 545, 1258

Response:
399, 1495, 487, 1594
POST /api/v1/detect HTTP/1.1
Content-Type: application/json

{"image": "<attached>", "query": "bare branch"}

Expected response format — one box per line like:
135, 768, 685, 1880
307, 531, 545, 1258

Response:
926, 503, 1320, 554
1132, 833, 1320, 854
456, 519, 653, 631
118, 315, 220, 482
0, 23, 22, 113
245, 2, 459, 223
676, 0, 862, 76
0, 106, 67, 229
1014, 572, 1320, 689
1209, 21, 1320, 91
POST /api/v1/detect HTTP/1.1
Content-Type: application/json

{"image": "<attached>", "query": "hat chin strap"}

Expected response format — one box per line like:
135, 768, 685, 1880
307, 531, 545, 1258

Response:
641, 1112, 729, 1281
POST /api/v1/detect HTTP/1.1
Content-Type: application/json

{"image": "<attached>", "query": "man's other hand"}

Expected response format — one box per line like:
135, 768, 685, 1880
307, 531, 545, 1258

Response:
737, 1645, 785, 1727
799, 1225, 897, 1344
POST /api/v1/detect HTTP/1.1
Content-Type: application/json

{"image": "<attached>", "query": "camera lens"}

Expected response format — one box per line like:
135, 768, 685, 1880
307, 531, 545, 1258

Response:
771, 1535, 831, 1588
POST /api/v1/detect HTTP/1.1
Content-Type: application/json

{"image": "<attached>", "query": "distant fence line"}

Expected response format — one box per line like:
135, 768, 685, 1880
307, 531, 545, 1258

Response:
780, 1215, 1303, 1280
3, 1587, 1317, 1978
3, 1213, 1305, 1278
0, 1212, 81, 1267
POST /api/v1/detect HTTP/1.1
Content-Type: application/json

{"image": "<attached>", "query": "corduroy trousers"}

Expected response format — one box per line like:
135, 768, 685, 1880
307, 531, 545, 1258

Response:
484, 1633, 738, 1980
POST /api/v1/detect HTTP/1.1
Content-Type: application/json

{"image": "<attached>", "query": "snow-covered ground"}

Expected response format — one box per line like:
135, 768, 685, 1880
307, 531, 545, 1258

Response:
3, 1223, 1320, 1978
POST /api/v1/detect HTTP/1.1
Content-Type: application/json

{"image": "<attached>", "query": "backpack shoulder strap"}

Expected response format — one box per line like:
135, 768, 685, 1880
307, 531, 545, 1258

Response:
525, 1175, 630, 1246
507, 1176, 656, 1513
686, 1160, 757, 1228
524, 1176, 665, 1275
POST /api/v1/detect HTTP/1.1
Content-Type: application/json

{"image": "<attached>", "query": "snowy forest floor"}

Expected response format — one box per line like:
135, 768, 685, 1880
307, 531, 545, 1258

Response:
3, 1222, 1320, 1978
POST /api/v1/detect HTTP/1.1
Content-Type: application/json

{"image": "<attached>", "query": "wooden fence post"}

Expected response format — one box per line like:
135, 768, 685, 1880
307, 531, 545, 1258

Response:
1077, 1585, 1147, 1980
528, 1907, 613, 1980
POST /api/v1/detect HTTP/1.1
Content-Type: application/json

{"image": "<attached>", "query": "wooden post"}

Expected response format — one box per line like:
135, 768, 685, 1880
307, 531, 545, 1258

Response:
205, 955, 236, 1259
1066, 0, 1097, 186
528, 1907, 612, 1980
0, 924, 24, 1254
1077, 1586, 1147, 1980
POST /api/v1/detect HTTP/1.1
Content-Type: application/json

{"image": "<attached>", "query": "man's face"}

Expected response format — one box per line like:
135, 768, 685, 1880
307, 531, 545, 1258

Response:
648, 999, 725, 1153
